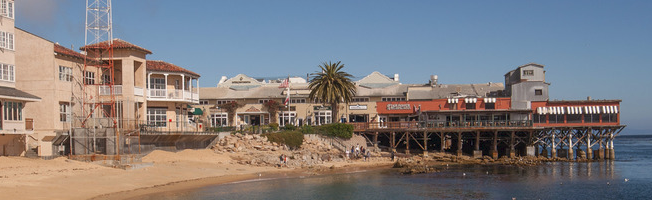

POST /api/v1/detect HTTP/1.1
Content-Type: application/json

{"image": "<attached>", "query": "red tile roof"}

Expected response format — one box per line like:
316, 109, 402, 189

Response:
80, 38, 152, 54
146, 60, 200, 77
54, 44, 87, 60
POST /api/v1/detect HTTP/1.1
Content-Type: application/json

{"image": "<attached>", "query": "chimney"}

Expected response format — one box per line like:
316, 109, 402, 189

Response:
394, 74, 399, 82
218, 76, 228, 85
587, 96, 592, 101
430, 75, 438, 87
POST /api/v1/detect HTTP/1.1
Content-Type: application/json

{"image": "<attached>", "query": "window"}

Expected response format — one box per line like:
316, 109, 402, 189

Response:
352, 97, 369, 102
4, 101, 22, 121
0, 31, 13, 50
84, 71, 95, 85
199, 100, 209, 105
523, 70, 534, 76
149, 78, 165, 97
60, 103, 71, 122
566, 114, 581, 123
102, 74, 111, 84
549, 114, 563, 123
147, 108, 167, 127
533, 114, 546, 123
381, 97, 406, 102
211, 113, 228, 127
601, 113, 617, 123
279, 112, 296, 126
315, 111, 331, 125
216, 100, 233, 105
59, 66, 72, 82
0, 63, 14, 82
1, 0, 13, 19
465, 103, 476, 110
535, 89, 543, 96
290, 99, 306, 104
258, 99, 270, 104
485, 103, 495, 110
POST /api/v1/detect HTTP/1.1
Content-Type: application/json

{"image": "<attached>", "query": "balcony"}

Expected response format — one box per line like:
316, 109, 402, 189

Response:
134, 87, 144, 97
147, 88, 199, 103
99, 85, 123, 95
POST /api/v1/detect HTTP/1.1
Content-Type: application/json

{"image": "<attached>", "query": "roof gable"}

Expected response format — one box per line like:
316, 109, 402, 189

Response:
80, 38, 152, 54
218, 74, 263, 88
146, 60, 200, 77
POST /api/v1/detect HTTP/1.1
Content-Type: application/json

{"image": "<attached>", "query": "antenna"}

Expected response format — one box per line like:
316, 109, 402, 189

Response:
75, 0, 118, 157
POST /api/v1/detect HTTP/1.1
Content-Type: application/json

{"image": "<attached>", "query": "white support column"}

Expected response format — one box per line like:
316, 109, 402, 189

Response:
147, 72, 152, 97
163, 74, 169, 99
181, 74, 185, 101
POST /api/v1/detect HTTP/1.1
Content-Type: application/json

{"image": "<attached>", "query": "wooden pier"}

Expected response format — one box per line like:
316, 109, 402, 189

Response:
348, 121, 625, 160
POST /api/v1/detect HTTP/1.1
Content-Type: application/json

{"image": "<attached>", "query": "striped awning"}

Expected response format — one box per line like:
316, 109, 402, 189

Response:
447, 98, 459, 104
483, 98, 496, 103
464, 98, 477, 104
536, 106, 619, 115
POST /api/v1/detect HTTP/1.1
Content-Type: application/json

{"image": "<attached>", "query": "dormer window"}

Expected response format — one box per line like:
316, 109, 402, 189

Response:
523, 70, 534, 76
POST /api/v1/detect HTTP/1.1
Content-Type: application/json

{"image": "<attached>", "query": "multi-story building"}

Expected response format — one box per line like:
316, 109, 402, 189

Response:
15, 34, 200, 156
0, 1, 42, 156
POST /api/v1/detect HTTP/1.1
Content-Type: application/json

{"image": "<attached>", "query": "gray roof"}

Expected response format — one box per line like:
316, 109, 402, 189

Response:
355, 84, 412, 97
0, 86, 41, 101
407, 83, 504, 100
200, 86, 286, 100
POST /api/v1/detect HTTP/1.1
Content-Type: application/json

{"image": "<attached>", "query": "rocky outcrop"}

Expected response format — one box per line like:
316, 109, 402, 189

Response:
212, 133, 346, 168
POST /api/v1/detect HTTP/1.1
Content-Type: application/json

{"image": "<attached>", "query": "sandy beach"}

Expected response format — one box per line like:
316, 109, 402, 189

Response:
0, 149, 394, 200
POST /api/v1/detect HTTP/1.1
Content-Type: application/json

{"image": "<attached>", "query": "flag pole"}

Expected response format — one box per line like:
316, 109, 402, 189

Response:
287, 74, 292, 123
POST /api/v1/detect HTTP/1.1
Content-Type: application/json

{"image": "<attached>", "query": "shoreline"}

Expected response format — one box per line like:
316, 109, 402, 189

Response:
94, 161, 394, 200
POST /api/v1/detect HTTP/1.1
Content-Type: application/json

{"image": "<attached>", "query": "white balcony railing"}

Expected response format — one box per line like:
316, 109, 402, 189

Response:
99, 85, 122, 95
147, 88, 198, 103
134, 87, 144, 97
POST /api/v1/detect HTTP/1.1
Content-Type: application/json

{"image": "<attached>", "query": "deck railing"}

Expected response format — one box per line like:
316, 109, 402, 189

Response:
347, 120, 533, 131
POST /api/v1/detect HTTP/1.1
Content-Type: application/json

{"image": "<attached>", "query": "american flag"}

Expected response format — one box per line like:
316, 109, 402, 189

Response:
279, 78, 289, 88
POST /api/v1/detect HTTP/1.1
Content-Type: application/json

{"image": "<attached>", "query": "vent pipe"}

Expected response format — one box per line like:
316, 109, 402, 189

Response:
430, 75, 438, 86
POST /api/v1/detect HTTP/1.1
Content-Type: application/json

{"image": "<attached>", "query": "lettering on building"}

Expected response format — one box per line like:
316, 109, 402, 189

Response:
387, 104, 411, 110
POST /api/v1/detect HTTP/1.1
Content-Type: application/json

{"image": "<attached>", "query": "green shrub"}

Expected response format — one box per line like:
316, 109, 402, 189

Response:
263, 131, 304, 149
268, 123, 279, 131
317, 123, 353, 139
284, 124, 297, 131
300, 125, 314, 134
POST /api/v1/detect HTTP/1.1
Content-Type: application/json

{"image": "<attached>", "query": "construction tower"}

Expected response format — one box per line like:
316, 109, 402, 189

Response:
71, 0, 119, 157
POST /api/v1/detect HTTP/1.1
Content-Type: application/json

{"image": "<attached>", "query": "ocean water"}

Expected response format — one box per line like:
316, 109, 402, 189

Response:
139, 134, 652, 200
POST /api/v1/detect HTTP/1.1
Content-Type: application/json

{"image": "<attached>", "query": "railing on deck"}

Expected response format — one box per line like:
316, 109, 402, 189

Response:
99, 85, 123, 95
347, 120, 533, 131
147, 88, 198, 102
134, 87, 144, 96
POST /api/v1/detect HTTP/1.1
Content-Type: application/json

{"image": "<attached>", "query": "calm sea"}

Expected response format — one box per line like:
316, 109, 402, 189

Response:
139, 134, 652, 200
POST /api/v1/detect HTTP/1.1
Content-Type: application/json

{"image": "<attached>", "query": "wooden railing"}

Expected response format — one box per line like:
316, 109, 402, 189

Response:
347, 120, 533, 131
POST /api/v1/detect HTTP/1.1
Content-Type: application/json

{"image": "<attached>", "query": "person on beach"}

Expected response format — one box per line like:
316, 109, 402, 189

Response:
283, 155, 288, 165
366, 150, 371, 161
355, 144, 360, 157
279, 154, 284, 167
351, 146, 356, 159
346, 149, 350, 160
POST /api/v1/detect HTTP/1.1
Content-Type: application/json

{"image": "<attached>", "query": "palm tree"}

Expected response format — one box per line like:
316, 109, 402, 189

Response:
309, 61, 357, 123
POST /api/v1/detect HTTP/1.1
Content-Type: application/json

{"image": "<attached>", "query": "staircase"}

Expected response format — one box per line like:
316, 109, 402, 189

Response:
25, 147, 38, 158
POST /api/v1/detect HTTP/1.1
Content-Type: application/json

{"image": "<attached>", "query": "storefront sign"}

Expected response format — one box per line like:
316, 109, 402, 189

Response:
313, 106, 332, 110
349, 105, 367, 110
387, 104, 411, 110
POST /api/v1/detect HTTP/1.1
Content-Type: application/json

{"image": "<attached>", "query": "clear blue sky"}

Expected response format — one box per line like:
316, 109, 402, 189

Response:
16, 0, 652, 133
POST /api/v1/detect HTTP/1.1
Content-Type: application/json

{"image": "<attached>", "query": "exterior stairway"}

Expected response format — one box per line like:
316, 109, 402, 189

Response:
25, 147, 38, 158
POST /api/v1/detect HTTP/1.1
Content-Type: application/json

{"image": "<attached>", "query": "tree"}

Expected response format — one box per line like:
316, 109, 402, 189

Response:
217, 101, 243, 126
263, 100, 282, 124
308, 61, 357, 123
